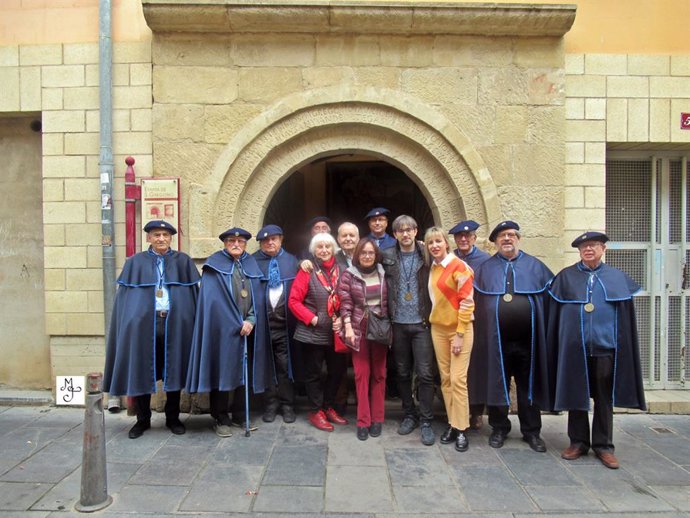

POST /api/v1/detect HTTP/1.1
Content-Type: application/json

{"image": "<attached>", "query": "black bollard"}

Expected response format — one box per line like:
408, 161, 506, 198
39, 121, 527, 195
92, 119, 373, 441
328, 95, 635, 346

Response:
75, 372, 112, 512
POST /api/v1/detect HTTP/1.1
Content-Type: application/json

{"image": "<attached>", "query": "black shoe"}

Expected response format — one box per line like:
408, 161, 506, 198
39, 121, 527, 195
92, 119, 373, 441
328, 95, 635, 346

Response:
262, 406, 278, 423
440, 425, 459, 444
165, 418, 185, 435
282, 406, 296, 423
397, 416, 419, 435
489, 430, 507, 448
455, 431, 469, 452
523, 435, 547, 452
128, 420, 151, 439
369, 422, 382, 437
357, 426, 369, 441
420, 422, 435, 446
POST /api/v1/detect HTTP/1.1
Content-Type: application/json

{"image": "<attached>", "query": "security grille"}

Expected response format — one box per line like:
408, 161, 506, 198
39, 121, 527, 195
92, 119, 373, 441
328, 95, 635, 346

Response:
606, 154, 688, 389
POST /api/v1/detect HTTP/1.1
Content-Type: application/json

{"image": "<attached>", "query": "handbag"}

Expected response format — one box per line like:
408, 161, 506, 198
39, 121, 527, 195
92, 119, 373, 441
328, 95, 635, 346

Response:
365, 308, 392, 346
334, 329, 351, 354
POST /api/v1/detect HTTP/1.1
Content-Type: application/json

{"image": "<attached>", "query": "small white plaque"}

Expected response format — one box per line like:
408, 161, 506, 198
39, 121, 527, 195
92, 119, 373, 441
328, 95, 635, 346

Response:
56, 376, 86, 406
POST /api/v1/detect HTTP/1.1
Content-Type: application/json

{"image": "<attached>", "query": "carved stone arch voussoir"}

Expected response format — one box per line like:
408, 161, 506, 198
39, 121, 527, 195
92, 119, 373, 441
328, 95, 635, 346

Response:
189, 86, 502, 258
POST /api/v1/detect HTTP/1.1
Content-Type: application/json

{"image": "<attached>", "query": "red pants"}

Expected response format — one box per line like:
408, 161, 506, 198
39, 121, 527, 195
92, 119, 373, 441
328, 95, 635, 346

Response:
352, 335, 388, 427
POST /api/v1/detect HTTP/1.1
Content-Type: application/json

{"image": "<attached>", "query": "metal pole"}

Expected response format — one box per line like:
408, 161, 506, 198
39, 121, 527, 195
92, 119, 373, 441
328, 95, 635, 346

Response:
244, 335, 251, 437
75, 373, 112, 512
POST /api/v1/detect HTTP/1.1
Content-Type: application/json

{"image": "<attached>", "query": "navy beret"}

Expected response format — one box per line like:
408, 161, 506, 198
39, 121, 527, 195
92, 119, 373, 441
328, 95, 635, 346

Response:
219, 227, 251, 241
143, 220, 177, 235
364, 207, 390, 220
449, 220, 480, 234
256, 224, 283, 240
571, 231, 609, 248
489, 220, 520, 242
306, 216, 332, 230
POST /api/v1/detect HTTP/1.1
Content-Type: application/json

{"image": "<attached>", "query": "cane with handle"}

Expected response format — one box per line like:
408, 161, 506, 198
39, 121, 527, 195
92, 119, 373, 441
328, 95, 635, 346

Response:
243, 334, 250, 437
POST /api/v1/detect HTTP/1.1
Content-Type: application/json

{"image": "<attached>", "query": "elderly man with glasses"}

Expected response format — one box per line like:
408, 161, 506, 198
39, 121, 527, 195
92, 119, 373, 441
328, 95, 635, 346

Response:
548, 232, 645, 469
472, 221, 553, 452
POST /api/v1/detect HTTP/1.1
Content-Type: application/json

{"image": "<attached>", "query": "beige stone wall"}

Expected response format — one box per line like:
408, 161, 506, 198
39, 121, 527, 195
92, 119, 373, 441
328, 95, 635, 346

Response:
563, 54, 690, 267
0, 41, 153, 382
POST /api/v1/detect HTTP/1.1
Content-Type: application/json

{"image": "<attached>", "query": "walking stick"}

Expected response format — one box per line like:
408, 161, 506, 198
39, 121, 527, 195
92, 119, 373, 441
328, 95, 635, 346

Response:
243, 334, 251, 437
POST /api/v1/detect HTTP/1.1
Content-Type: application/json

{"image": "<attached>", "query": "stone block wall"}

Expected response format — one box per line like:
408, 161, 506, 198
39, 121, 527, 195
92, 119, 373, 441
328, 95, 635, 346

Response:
0, 41, 153, 381
563, 53, 690, 266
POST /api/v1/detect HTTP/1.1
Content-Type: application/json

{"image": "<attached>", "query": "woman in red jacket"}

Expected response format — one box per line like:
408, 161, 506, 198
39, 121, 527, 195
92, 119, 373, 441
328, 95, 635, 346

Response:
288, 232, 347, 432
338, 238, 390, 441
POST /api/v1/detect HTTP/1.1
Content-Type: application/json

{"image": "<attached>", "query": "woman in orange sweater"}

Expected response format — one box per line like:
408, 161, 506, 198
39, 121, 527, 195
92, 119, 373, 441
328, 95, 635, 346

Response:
424, 226, 475, 452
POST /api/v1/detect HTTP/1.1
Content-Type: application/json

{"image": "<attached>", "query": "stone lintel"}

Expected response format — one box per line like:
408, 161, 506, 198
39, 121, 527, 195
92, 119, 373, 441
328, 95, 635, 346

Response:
142, 1, 576, 37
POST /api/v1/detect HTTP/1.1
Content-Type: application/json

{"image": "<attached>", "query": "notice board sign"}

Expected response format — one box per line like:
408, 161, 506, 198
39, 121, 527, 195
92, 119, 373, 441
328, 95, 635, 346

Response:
141, 178, 181, 251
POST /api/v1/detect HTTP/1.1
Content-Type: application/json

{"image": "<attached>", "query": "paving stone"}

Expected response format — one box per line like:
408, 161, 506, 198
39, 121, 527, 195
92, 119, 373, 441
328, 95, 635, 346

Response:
252, 485, 324, 513
212, 434, 275, 466
328, 430, 386, 466
0, 482, 52, 511
274, 419, 330, 447
655, 415, 690, 438
0, 439, 82, 483
180, 465, 262, 512
499, 449, 579, 486
391, 484, 468, 513
452, 466, 537, 512
129, 444, 209, 485
326, 465, 393, 513
263, 445, 327, 486
569, 465, 675, 512
104, 484, 186, 513
615, 443, 690, 486
524, 485, 603, 511
385, 448, 450, 487
648, 485, 690, 511
438, 438, 504, 467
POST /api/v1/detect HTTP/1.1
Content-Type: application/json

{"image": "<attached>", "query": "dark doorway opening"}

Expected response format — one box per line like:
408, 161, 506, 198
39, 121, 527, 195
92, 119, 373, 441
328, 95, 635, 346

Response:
264, 155, 434, 256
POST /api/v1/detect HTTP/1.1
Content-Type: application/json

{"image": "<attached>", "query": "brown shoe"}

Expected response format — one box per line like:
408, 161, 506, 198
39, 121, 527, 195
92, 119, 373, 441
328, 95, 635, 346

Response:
561, 444, 587, 460
596, 451, 620, 469
309, 410, 334, 432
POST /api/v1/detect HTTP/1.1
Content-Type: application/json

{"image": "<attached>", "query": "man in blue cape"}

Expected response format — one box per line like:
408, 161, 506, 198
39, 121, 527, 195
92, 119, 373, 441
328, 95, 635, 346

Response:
103, 220, 200, 439
548, 231, 645, 469
186, 227, 274, 437
252, 224, 299, 424
472, 220, 553, 452
451, 219, 491, 430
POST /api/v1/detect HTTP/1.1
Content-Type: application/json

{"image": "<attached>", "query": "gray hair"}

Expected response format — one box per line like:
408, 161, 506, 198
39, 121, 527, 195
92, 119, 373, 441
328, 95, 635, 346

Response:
337, 221, 360, 238
392, 215, 418, 233
308, 232, 338, 255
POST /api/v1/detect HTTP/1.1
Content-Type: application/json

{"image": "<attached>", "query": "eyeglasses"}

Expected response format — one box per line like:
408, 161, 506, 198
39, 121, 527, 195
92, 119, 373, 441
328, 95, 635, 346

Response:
579, 242, 603, 250
360, 251, 376, 256
497, 232, 518, 239
395, 227, 416, 234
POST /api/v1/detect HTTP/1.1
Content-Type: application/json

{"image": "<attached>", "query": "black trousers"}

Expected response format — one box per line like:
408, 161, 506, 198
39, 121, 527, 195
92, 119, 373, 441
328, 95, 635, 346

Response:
297, 340, 348, 411
391, 323, 435, 422
567, 354, 615, 453
133, 314, 180, 422
263, 329, 295, 409
488, 339, 542, 438
209, 334, 255, 424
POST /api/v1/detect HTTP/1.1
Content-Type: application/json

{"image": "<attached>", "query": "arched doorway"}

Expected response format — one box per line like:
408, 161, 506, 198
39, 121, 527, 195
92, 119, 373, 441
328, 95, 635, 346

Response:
264, 153, 434, 256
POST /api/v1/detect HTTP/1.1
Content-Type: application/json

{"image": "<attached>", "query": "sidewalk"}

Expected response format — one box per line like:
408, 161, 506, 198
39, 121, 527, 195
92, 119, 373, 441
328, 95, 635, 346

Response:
0, 403, 688, 517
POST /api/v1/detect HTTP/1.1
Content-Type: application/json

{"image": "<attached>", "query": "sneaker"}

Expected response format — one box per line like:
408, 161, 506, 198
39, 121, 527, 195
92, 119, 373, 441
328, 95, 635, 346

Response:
282, 406, 296, 423
231, 418, 259, 431
397, 416, 419, 435
165, 417, 186, 435
214, 422, 233, 438
128, 420, 150, 439
369, 422, 382, 437
420, 422, 435, 446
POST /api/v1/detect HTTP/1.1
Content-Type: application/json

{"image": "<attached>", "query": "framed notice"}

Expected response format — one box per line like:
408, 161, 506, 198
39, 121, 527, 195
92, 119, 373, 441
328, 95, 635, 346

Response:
141, 178, 181, 251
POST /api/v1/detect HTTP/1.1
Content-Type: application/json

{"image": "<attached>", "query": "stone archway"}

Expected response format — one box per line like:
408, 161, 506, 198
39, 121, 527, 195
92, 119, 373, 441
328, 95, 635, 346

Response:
189, 86, 502, 258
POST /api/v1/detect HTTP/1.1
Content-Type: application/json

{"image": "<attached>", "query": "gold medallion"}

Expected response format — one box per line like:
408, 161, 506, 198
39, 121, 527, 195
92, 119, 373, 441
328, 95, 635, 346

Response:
584, 302, 595, 313
404, 291, 413, 301
241, 289, 249, 298
503, 293, 513, 303
156, 289, 163, 298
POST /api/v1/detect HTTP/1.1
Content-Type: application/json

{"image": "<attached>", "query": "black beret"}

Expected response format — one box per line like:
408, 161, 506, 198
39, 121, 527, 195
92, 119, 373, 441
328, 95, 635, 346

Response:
489, 220, 520, 242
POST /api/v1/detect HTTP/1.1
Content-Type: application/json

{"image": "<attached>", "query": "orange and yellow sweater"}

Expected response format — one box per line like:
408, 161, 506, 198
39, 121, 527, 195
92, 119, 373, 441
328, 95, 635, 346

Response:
428, 254, 475, 334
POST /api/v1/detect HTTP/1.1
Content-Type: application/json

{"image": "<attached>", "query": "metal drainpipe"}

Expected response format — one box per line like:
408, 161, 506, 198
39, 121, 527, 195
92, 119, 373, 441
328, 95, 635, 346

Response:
99, 0, 116, 339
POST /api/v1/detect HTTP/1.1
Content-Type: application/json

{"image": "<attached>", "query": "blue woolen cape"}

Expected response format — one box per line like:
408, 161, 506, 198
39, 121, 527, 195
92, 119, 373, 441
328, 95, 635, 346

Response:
469, 251, 554, 409
252, 249, 301, 381
186, 250, 274, 393
454, 245, 491, 271
103, 249, 200, 397
547, 262, 646, 411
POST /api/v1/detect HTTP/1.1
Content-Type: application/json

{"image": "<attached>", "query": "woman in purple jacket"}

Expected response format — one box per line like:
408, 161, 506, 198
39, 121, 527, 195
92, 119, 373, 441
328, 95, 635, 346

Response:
338, 237, 390, 441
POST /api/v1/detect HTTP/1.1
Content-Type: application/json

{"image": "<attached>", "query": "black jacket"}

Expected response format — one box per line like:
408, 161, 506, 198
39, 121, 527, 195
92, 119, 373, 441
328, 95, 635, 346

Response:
381, 242, 431, 325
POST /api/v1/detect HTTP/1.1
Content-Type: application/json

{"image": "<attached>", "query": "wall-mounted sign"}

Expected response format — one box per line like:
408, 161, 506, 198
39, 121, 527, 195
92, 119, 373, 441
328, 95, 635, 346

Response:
141, 178, 181, 251
56, 376, 85, 406
681, 113, 690, 130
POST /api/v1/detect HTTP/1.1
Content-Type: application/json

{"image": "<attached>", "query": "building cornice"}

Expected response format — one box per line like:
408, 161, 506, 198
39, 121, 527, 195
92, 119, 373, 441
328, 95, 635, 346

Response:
142, 1, 576, 36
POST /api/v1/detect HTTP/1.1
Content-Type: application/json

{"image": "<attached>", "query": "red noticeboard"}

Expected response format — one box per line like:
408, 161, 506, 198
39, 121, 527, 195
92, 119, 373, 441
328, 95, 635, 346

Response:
141, 178, 181, 251
681, 113, 690, 130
